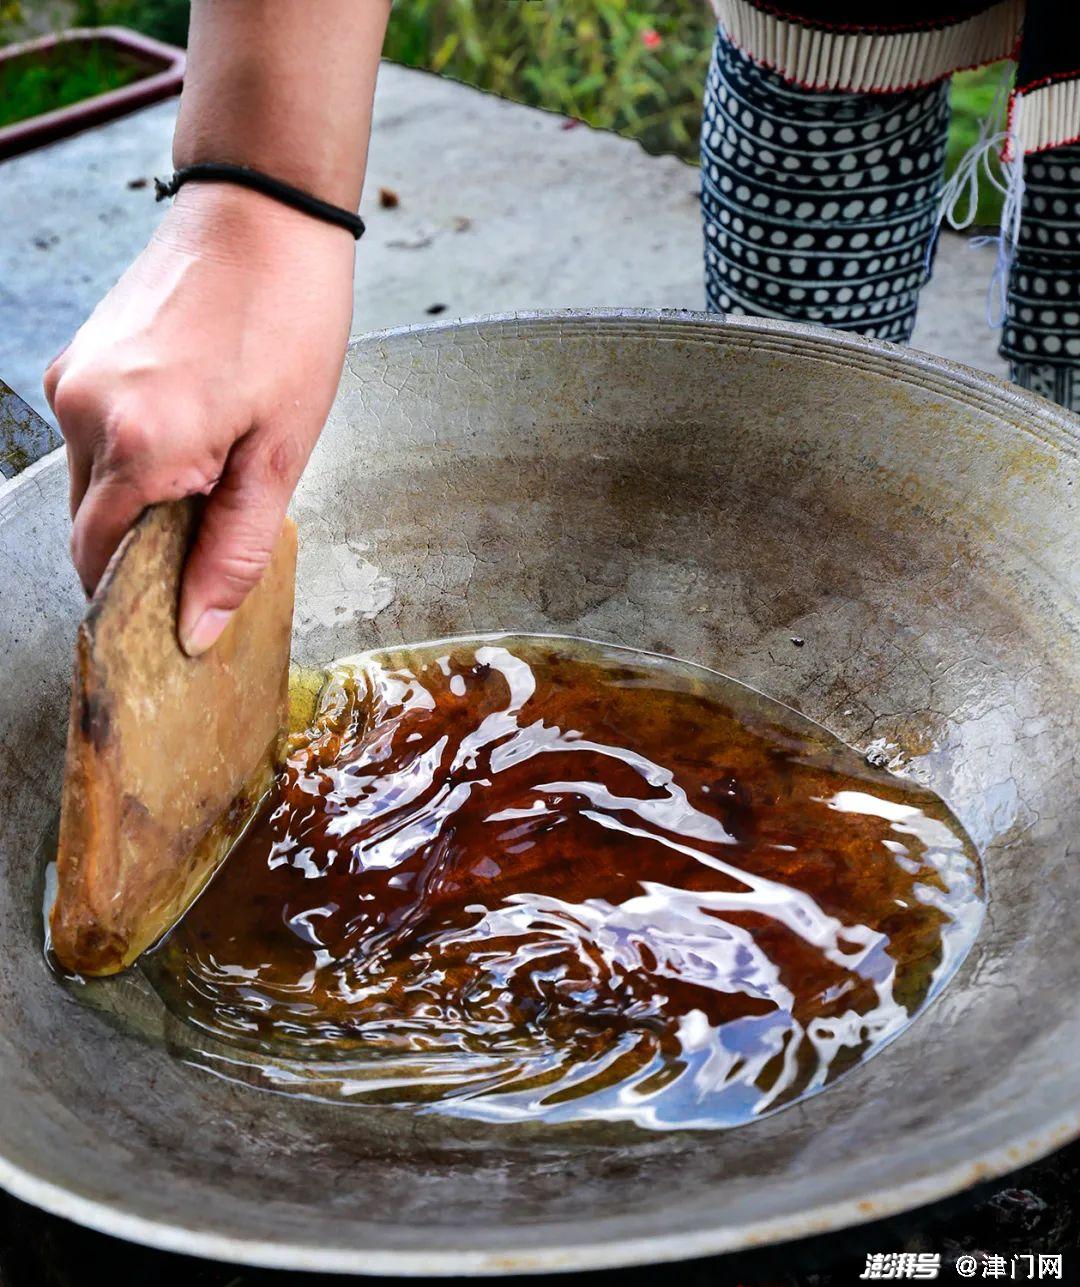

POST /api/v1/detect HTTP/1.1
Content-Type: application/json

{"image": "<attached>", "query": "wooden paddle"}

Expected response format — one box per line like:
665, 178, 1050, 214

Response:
50, 499, 297, 976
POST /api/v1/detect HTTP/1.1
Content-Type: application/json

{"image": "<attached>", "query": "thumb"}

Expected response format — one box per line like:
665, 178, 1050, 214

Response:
178, 443, 293, 658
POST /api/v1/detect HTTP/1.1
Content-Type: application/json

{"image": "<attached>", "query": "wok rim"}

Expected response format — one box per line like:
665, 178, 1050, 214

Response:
2, 309, 1078, 1273
2, 1109, 1079, 1275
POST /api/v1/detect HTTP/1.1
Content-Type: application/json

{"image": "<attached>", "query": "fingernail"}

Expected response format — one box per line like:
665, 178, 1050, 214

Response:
180, 608, 233, 658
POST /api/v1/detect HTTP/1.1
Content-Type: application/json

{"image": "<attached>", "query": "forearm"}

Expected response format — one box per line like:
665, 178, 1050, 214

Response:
173, 0, 391, 210
46, 0, 391, 652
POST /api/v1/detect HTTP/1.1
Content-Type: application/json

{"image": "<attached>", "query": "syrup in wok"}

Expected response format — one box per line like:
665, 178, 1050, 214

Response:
147, 636, 983, 1129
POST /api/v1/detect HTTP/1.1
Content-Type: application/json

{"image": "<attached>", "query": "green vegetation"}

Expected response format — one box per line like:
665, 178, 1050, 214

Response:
384, 0, 707, 159
0, 35, 142, 128
1, 0, 1006, 222
0, 1, 21, 35
72, 0, 189, 46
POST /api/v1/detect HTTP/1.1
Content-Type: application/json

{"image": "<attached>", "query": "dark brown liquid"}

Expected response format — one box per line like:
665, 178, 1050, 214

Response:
147, 636, 983, 1129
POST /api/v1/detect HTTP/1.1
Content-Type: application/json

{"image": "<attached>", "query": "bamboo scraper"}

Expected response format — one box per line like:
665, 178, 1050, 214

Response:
50, 499, 297, 976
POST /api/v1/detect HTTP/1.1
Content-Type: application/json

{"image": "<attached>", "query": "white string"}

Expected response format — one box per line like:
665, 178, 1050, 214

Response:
938, 127, 1010, 232
925, 62, 1024, 327
985, 140, 1025, 327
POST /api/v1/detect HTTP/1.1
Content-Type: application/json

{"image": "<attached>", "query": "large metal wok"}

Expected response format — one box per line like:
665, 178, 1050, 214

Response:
0, 311, 1077, 1274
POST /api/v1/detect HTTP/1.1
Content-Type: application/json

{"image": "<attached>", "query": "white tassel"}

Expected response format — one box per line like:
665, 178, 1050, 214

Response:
927, 63, 1024, 328
977, 143, 1025, 327
938, 126, 1010, 232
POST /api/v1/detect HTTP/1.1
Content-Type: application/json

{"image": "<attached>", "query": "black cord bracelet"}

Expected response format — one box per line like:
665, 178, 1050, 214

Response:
154, 163, 366, 240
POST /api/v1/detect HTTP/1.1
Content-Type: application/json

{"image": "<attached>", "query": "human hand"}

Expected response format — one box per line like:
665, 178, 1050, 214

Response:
44, 182, 356, 655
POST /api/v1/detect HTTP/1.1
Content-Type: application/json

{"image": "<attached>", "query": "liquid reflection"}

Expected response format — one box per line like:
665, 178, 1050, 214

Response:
147, 636, 984, 1129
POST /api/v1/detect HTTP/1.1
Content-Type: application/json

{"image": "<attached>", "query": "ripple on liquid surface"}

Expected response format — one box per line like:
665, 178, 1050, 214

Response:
146, 635, 984, 1129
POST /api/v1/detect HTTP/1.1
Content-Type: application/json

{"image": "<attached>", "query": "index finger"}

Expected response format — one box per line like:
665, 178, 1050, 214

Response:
70, 472, 148, 595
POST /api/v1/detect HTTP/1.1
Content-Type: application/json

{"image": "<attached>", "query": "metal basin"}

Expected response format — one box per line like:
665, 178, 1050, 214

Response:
0, 311, 1077, 1274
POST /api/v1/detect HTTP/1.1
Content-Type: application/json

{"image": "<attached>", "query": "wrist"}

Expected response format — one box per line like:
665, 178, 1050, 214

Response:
172, 121, 363, 214
155, 181, 356, 266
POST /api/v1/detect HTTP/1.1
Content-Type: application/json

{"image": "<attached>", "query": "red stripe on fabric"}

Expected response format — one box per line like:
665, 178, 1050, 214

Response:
734, 0, 1007, 38
1004, 89, 1018, 163
721, 28, 1009, 98
1007, 82, 1080, 160
1027, 131, 1080, 156
1014, 68, 1080, 96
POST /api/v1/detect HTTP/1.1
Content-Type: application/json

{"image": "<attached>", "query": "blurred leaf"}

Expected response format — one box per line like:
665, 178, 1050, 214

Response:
431, 32, 460, 73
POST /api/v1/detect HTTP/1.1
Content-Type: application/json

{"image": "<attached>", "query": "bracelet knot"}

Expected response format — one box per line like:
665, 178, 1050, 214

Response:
152, 163, 366, 240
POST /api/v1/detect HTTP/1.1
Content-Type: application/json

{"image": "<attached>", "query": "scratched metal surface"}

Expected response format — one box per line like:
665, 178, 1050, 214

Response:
0, 312, 1076, 1275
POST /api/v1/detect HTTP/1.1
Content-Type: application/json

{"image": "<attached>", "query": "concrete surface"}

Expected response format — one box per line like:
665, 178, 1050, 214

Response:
0, 61, 1006, 426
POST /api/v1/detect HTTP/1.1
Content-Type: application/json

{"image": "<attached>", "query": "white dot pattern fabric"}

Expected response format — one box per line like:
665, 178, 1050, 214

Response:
1002, 146, 1080, 410
701, 30, 951, 343
702, 29, 1080, 412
